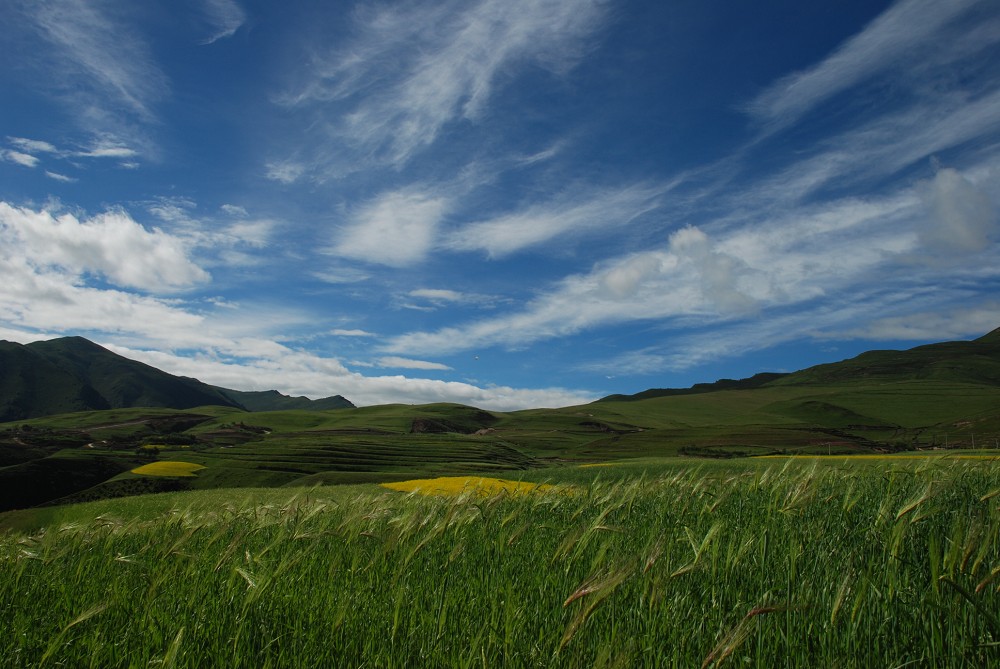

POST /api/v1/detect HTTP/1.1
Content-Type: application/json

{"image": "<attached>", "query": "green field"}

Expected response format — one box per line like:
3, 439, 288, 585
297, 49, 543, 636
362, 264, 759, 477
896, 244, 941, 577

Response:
2, 373, 1000, 513
2, 457, 999, 667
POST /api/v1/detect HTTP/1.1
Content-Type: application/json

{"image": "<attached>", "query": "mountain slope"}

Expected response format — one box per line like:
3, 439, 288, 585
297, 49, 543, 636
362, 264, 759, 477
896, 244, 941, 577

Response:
27, 337, 239, 412
602, 327, 1000, 402
216, 388, 353, 411
770, 327, 1000, 387
0, 340, 111, 420
0, 337, 354, 421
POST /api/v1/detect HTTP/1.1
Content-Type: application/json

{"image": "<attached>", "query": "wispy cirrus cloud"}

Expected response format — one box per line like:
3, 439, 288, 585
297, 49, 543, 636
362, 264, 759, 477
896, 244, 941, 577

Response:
446, 183, 667, 257
331, 328, 376, 337
16, 0, 168, 153
2, 150, 39, 168
746, 0, 990, 129
200, 0, 246, 44
377, 356, 452, 371
8, 137, 58, 154
277, 0, 609, 173
45, 171, 76, 183
75, 143, 140, 159
384, 155, 1000, 360
144, 196, 278, 268
404, 288, 500, 310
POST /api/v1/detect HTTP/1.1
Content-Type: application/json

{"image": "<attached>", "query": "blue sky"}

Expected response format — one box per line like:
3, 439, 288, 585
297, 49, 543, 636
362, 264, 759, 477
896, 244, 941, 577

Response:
1, 0, 999, 409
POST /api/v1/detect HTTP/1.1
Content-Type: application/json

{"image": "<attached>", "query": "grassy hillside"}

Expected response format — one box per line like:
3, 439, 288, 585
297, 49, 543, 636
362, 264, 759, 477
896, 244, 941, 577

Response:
0, 337, 242, 421
0, 337, 356, 422
2, 330, 999, 511
4, 370, 998, 512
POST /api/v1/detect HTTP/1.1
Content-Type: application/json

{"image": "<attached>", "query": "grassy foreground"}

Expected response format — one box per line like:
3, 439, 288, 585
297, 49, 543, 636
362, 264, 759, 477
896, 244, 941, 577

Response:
3, 458, 1000, 667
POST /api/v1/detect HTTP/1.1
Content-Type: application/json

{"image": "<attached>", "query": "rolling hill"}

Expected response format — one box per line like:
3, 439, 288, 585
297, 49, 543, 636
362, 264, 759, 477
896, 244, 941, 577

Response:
1, 327, 998, 512
0, 336, 353, 422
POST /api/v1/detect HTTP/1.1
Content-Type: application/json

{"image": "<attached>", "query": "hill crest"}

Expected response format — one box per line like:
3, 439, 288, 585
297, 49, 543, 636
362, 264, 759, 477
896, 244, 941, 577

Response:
0, 337, 354, 421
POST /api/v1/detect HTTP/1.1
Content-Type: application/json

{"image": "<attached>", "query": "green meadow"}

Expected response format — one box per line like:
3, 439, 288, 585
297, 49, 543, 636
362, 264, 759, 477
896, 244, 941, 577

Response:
2, 457, 999, 667
3, 332, 1000, 665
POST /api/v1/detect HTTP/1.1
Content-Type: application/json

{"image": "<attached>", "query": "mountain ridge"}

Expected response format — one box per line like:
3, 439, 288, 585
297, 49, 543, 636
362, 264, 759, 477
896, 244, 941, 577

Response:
599, 327, 1000, 402
0, 337, 354, 422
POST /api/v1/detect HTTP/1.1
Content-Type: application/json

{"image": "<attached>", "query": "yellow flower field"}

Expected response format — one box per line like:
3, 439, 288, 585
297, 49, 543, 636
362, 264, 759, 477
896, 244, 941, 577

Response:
131, 461, 206, 477
382, 476, 553, 497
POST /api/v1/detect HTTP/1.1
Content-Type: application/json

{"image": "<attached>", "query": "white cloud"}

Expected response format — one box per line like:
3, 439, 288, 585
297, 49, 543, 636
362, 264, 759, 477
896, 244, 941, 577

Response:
0, 253, 207, 343
668, 226, 761, 315
377, 356, 453, 371
282, 0, 609, 169
200, 0, 246, 44
817, 304, 1000, 342
220, 204, 249, 217
312, 267, 371, 284
747, 0, 983, 128
3, 150, 39, 168
75, 144, 140, 159
410, 288, 465, 302
110, 344, 594, 410
382, 179, 956, 358
265, 160, 305, 184
333, 189, 449, 267
8, 137, 58, 154
221, 220, 274, 249
143, 197, 275, 267
25, 0, 168, 125
331, 328, 376, 337
147, 196, 197, 224
405, 288, 500, 310
45, 171, 76, 183
446, 184, 665, 257
0, 202, 209, 292
919, 167, 997, 255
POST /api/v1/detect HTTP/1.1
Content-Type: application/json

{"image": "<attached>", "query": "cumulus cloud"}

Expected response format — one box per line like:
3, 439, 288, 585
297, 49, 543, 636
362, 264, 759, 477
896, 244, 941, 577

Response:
333, 190, 449, 267
101, 342, 594, 410
0, 202, 209, 292
919, 167, 997, 255
0, 254, 207, 344
668, 226, 760, 315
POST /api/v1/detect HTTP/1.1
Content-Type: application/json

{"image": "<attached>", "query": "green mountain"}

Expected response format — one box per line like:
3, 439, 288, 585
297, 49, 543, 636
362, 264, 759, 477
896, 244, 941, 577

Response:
769, 327, 1000, 387
602, 327, 1000, 401
216, 388, 354, 412
0, 337, 353, 422
597, 372, 788, 402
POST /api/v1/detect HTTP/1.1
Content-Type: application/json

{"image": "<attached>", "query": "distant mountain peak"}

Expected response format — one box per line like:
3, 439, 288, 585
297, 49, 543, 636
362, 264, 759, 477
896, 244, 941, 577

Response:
0, 336, 354, 422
